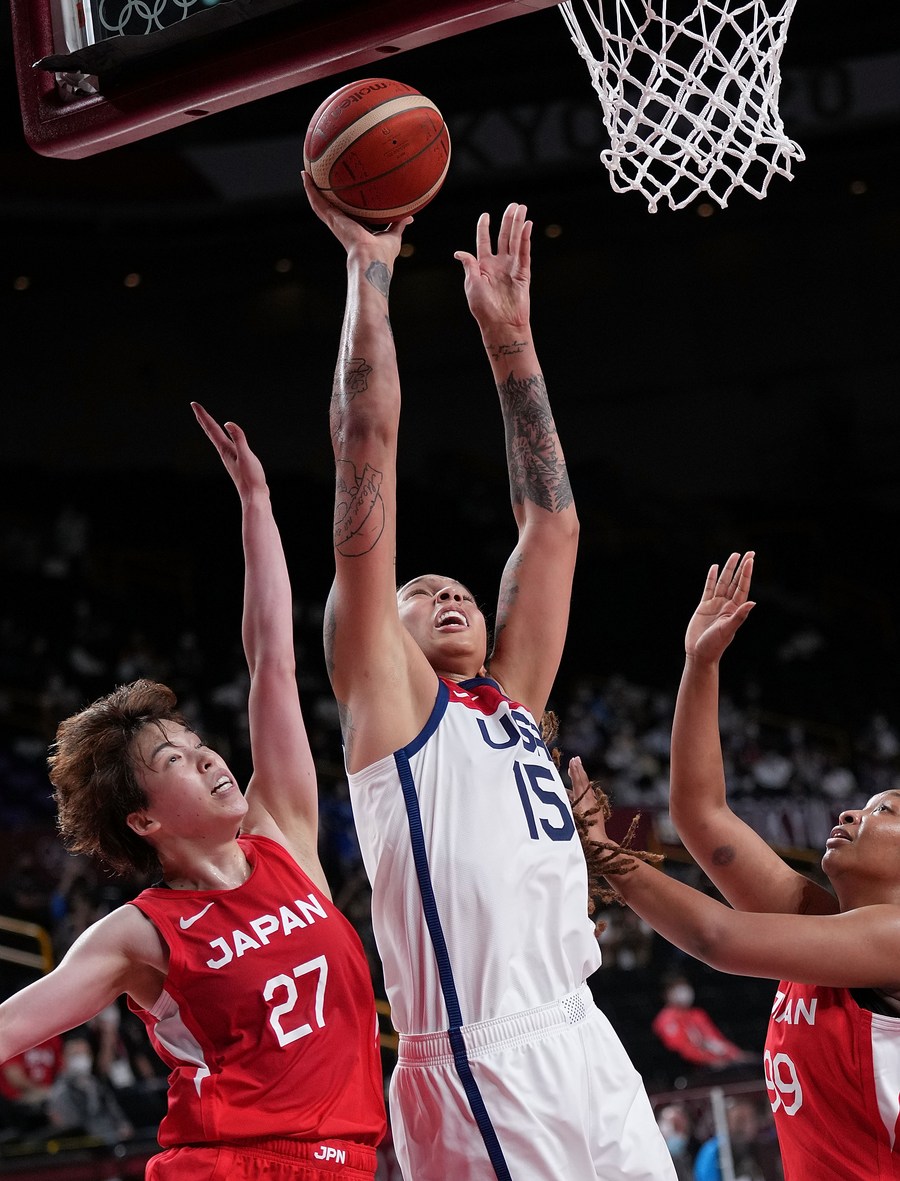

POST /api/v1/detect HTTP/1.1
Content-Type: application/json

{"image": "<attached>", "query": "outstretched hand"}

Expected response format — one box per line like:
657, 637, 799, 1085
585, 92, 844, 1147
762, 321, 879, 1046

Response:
567, 755, 659, 915
567, 755, 610, 840
455, 202, 531, 331
685, 552, 755, 664
192, 402, 266, 499
301, 172, 411, 264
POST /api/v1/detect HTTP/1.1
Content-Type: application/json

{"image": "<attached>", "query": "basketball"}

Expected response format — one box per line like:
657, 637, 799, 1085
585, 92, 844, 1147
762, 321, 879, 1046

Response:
303, 78, 451, 225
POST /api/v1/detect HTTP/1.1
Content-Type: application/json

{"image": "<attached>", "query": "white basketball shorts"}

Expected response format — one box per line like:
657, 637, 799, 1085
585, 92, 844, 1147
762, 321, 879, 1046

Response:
389, 983, 677, 1180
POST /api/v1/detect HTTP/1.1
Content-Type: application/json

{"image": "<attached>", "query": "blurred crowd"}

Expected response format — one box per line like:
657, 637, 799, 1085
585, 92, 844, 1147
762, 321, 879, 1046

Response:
654, 1091, 783, 1181
2, 490, 900, 1171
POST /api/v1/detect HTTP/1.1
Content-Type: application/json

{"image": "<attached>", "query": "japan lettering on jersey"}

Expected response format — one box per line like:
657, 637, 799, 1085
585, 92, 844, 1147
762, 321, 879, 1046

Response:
765, 980, 900, 1180
128, 834, 385, 1148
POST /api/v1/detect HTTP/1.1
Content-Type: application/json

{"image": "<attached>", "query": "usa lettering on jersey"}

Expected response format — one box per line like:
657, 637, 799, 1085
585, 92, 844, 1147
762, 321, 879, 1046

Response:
476, 706, 551, 761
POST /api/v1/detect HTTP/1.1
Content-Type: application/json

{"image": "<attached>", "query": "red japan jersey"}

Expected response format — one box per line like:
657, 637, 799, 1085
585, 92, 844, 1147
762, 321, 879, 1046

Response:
0, 1036, 63, 1098
127, 834, 385, 1148
765, 981, 900, 1179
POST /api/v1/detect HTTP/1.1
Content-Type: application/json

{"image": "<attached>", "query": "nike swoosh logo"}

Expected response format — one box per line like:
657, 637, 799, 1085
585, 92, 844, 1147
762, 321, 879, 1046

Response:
179, 902, 215, 929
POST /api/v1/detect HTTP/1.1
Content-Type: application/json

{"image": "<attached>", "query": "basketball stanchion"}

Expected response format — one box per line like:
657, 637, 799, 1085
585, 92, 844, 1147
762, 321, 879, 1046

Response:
559, 0, 804, 211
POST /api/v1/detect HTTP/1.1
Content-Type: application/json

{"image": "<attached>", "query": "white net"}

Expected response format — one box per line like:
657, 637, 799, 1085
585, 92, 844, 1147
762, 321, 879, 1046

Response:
560, 0, 804, 212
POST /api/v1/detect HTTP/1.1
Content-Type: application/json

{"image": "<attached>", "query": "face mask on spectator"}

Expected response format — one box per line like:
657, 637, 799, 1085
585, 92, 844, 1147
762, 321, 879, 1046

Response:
669, 984, 695, 1006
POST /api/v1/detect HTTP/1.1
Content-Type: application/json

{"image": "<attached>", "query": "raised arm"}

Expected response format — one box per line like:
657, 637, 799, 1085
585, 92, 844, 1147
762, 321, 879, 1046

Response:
303, 176, 434, 773
455, 204, 578, 719
670, 553, 836, 916
568, 758, 900, 989
192, 404, 323, 885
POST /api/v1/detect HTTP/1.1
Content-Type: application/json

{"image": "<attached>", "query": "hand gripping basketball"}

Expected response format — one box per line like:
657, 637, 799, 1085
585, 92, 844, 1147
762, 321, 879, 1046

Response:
304, 78, 451, 226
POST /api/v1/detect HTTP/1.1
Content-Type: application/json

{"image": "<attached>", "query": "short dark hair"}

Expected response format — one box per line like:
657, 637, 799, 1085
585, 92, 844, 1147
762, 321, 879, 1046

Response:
48, 680, 188, 877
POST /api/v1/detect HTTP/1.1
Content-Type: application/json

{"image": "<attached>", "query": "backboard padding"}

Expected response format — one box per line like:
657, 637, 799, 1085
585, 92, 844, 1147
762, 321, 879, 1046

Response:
12, 0, 560, 159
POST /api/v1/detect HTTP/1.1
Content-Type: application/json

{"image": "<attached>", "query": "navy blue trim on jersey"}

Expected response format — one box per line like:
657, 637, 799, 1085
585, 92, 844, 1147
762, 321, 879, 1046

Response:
403, 677, 450, 758
404, 674, 506, 760
459, 675, 503, 692
395, 705, 513, 1181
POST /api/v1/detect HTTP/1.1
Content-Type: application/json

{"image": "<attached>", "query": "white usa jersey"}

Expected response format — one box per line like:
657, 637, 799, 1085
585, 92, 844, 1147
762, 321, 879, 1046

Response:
347, 675, 602, 1036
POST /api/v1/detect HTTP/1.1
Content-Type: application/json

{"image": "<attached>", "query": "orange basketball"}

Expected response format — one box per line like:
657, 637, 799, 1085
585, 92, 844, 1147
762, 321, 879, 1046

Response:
303, 78, 451, 225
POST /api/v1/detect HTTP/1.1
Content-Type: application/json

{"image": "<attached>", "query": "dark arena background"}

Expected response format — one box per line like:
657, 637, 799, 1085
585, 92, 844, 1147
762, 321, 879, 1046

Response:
1, 1, 899, 1175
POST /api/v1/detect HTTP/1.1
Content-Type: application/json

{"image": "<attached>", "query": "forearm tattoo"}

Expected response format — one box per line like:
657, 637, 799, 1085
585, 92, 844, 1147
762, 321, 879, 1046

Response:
331, 354, 373, 445
342, 356, 372, 396
498, 373, 573, 512
334, 459, 385, 556
365, 260, 391, 297
487, 339, 527, 360
328, 268, 392, 558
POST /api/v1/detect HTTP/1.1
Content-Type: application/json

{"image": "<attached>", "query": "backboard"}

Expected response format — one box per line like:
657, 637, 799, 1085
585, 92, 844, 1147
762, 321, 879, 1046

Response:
11, 0, 560, 159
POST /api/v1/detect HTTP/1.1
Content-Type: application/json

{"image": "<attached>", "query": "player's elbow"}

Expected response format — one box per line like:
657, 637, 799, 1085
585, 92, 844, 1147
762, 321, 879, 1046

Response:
332, 395, 399, 449
561, 507, 580, 543
686, 920, 750, 977
246, 656, 298, 695
517, 509, 579, 559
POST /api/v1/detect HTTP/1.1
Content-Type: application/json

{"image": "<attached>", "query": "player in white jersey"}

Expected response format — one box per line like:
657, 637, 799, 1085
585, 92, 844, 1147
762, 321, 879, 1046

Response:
568, 552, 900, 1181
302, 175, 676, 1180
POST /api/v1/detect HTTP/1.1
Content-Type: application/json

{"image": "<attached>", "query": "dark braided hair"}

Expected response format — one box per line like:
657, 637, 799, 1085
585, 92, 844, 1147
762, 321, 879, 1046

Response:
542, 710, 664, 935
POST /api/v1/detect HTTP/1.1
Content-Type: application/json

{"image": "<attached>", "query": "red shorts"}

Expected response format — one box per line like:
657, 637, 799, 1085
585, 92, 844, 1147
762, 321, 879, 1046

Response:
146, 1137, 378, 1181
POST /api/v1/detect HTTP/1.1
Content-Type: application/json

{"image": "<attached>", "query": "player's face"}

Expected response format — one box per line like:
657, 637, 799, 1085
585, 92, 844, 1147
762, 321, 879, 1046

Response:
127, 720, 246, 841
397, 574, 488, 676
822, 789, 900, 883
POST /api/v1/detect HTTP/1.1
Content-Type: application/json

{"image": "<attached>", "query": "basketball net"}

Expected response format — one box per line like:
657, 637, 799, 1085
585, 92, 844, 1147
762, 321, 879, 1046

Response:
560, 0, 804, 212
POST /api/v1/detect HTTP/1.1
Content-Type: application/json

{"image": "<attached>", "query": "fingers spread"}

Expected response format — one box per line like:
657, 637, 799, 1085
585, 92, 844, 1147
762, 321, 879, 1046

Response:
474, 211, 492, 258
518, 217, 533, 271
497, 203, 516, 256
701, 563, 719, 601
715, 552, 740, 596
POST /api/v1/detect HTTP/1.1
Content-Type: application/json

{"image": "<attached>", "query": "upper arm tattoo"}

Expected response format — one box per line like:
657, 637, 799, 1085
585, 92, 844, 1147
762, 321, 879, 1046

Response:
323, 601, 336, 679
334, 459, 385, 557
498, 373, 573, 513
493, 552, 522, 653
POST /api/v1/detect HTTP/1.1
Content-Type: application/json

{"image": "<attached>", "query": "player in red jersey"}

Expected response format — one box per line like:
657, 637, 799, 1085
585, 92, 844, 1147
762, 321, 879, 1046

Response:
0, 406, 386, 1180
0, 1035, 63, 1134
569, 552, 900, 1181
